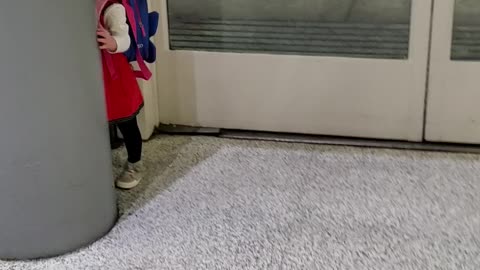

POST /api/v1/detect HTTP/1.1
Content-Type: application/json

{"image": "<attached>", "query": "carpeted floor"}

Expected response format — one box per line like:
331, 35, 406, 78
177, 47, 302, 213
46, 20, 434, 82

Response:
2, 136, 480, 270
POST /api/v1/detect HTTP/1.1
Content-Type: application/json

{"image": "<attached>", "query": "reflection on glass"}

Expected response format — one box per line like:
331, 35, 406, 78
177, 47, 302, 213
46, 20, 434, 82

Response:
452, 0, 480, 60
167, 0, 412, 59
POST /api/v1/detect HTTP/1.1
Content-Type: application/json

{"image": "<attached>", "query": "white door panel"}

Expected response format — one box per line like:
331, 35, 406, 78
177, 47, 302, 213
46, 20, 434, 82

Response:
153, 0, 432, 141
426, 0, 480, 143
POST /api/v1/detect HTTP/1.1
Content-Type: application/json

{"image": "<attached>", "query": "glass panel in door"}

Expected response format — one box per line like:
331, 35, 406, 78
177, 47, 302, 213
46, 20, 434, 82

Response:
167, 0, 411, 59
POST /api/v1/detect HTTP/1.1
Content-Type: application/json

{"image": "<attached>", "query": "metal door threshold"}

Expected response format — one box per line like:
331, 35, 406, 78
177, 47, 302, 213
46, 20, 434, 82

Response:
220, 130, 480, 154
156, 125, 480, 153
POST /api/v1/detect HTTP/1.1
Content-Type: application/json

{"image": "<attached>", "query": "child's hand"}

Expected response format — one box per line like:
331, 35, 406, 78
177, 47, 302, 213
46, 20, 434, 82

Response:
97, 28, 118, 52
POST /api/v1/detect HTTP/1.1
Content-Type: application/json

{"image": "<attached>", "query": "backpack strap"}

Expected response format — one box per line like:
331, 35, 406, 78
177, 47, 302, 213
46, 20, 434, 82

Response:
122, 0, 152, 80
133, 0, 147, 37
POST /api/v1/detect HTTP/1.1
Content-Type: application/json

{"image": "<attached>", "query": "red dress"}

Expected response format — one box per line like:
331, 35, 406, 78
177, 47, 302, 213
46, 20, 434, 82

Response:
97, 0, 143, 124
101, 51, 144, 124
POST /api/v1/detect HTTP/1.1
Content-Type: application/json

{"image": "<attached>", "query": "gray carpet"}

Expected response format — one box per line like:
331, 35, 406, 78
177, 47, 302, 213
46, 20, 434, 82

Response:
2, 136, 480, 270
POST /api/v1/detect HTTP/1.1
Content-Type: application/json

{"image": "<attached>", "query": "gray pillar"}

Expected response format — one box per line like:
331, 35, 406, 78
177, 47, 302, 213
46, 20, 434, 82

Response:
0, 0, 117, 259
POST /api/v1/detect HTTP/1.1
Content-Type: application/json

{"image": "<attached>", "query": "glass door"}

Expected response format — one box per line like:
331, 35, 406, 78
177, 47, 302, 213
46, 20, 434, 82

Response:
155, 0, 432, 141
425, 0, 480, 143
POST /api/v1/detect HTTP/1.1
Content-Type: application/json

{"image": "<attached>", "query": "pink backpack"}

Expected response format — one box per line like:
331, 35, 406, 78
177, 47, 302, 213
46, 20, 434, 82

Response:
96, 0, 152, 80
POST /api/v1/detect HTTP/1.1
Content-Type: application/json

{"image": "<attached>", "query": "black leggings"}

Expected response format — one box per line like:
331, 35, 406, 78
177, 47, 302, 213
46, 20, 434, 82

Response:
117, 117, 142, 163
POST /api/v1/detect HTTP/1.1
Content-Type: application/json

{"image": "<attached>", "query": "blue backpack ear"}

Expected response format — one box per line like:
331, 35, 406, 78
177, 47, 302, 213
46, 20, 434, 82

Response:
145, 42, 156, 63
148, 12, 159, 37
123, 0, 158, 64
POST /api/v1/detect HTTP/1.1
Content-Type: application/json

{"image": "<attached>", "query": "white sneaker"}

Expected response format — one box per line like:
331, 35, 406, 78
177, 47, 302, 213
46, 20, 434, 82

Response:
116, 162, 143, 190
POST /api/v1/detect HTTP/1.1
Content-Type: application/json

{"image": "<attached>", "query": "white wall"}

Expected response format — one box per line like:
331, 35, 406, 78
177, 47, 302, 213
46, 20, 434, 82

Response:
136, 0, 161, 140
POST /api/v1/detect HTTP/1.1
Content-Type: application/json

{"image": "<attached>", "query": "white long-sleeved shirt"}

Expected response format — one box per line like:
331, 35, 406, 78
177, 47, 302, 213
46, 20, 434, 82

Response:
103, 4, 131, 53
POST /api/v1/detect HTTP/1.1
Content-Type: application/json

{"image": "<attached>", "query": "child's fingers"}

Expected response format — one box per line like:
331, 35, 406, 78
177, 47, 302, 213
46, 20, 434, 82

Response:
97, 29, 110, 38
97, 38, 108, 44
98, 41, 109, 50
97, 29, 113, 50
